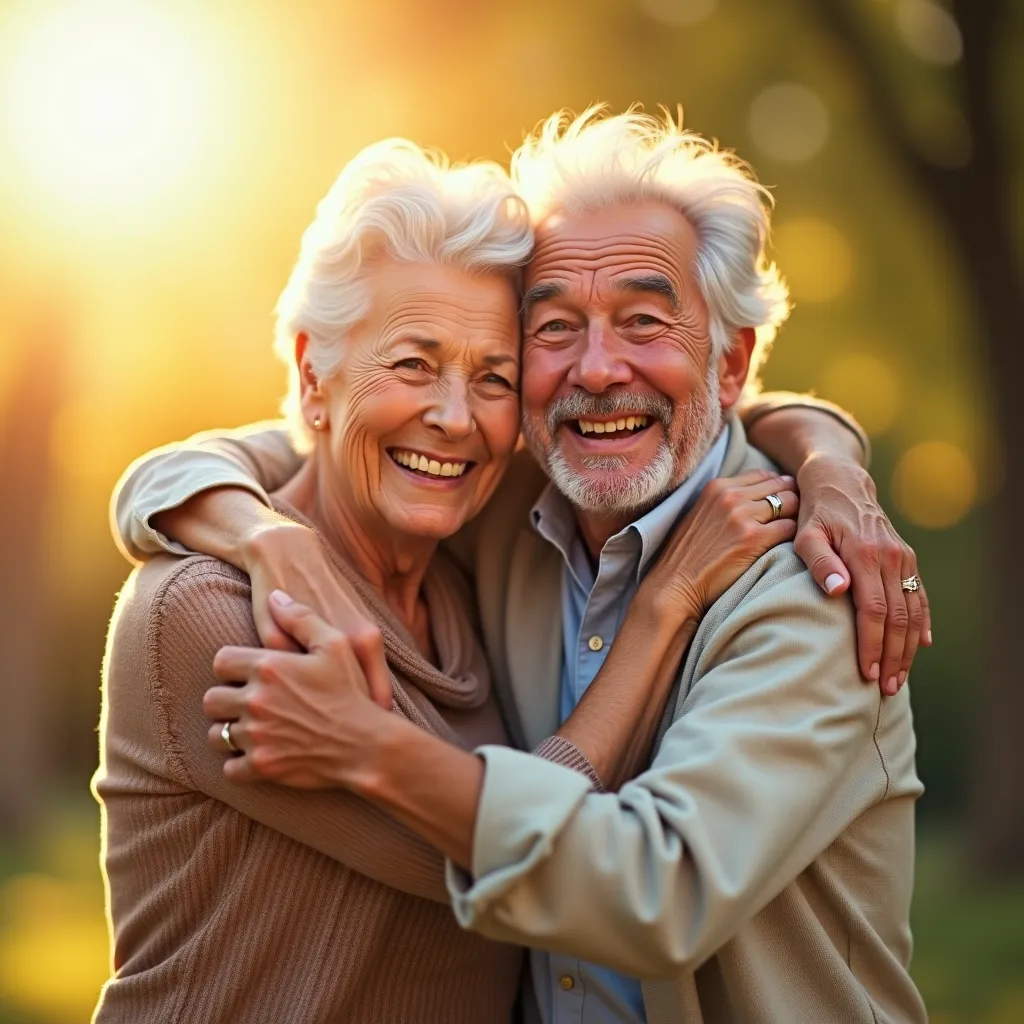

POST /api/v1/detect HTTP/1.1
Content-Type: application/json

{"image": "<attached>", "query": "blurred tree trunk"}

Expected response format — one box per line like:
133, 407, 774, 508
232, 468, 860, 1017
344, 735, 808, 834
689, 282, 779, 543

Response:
809, 0, 1024, 873
0, 321, 64, 833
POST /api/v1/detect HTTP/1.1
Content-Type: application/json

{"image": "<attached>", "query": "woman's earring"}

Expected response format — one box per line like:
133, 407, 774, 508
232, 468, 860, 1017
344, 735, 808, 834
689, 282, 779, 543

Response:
313, 416, 322, 431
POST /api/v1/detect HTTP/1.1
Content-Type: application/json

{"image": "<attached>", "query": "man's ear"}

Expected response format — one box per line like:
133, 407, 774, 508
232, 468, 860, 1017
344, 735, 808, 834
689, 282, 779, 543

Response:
295, 333, 327, 430
717, 327, 755, 411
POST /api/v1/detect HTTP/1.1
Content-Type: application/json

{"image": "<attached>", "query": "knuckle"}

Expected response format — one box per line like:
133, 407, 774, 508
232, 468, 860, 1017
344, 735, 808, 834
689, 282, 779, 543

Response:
255, 658, 279, 685
327, 634, 352, 660
353, 625, 383, 653
249, 747, 277, 775
863, 597, 888, 622
887, 606, 910, 632
244, 688, 268, 716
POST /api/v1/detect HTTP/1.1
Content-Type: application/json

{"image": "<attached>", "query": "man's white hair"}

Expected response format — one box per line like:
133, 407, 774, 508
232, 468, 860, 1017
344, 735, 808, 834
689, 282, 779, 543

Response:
511, 106, 791, 387
275, 139, 533, 448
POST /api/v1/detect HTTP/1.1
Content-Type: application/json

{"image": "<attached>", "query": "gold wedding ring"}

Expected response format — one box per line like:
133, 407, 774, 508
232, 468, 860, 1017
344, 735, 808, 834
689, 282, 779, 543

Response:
763, 494, 784, 521
900, 575, 921, 593
221, 720, 238, 753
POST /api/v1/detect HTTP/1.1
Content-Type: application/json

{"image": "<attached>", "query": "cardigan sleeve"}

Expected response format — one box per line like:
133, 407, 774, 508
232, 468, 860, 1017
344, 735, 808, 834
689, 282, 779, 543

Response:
139, 557, 451, 903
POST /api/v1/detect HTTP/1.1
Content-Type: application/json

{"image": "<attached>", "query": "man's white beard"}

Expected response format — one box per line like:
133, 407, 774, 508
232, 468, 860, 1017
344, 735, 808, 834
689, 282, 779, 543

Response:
539, 365, 723, 518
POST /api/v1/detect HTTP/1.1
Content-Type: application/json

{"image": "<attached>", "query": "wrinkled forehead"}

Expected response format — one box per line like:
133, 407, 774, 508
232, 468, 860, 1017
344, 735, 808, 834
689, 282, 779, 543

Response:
525, 202, 700, 293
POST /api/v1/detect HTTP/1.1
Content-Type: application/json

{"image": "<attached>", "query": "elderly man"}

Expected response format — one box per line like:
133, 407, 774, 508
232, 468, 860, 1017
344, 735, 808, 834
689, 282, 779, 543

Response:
112, 109, 927, 1023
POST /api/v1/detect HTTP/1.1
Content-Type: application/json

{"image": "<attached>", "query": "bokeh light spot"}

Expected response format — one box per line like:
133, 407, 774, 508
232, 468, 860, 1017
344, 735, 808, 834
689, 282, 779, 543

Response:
637, 0, 718, 29
748, 83, 830, 163
895, 0, 963, 66
2, 1, 207, 208
820, 353, 899, 437
773, 217, 853, 303
893, 441, 977, 529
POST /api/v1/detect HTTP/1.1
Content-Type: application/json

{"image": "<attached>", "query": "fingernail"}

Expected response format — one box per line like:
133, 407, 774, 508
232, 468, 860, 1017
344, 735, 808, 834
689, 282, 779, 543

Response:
869, 662, 880, 681
925, 630, 932, 645
824, 573, 845, 594
898, 670, 907, 686
886, 677, 898, 696
270, 590, 294, 606
781, 475, 795, 485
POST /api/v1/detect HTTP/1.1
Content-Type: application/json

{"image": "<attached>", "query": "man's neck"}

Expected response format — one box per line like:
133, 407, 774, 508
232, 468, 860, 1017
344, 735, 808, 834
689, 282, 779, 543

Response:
574, 509, 641, 562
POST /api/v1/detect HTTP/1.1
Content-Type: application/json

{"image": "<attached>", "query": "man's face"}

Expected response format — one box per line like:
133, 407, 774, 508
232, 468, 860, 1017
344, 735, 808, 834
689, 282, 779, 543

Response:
519, 201, 723, 516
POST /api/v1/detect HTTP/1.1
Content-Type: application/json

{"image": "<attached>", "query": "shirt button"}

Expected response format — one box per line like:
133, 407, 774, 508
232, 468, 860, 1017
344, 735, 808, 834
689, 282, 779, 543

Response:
587, 635, 604, 652
560, 974, 575, 991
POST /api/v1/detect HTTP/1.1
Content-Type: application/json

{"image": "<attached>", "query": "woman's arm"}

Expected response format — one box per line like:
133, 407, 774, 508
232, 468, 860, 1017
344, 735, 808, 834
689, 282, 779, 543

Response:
101, 558, 448, 902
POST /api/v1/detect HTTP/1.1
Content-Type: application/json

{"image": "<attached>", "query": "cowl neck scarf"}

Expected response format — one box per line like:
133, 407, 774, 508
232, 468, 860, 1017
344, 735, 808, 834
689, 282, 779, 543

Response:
270, 499, 491, 731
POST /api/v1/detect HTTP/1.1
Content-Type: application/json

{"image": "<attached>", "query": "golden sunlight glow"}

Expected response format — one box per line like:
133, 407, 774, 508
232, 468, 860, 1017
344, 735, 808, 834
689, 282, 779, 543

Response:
893, 440, 977, 529
3, 2, 207, 207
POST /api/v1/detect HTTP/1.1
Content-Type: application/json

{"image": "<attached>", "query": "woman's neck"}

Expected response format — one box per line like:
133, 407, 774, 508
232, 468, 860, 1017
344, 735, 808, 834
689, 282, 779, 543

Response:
276, 458, 437, 632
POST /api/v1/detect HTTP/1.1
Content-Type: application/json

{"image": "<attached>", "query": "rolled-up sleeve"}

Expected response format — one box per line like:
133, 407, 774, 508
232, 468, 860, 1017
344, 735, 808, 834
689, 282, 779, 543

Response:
446, 556, 896, 977
110, 421, 302, 562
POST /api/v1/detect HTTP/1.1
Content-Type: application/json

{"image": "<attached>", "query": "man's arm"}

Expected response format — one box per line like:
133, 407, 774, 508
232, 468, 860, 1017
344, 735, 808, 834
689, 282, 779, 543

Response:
133, 559, 449, 902
110, 420, 302, 563
351, 555, 901, 975
739, 396, 931, 688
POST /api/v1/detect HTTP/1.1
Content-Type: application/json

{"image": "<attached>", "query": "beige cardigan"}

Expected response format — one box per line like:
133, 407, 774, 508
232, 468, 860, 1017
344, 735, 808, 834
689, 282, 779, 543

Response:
94, 503, 528, 1023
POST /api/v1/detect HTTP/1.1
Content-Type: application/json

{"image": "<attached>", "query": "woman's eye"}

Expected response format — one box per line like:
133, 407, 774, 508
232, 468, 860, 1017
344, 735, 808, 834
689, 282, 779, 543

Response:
395, 358, 428, 371
483, 373, 514, 389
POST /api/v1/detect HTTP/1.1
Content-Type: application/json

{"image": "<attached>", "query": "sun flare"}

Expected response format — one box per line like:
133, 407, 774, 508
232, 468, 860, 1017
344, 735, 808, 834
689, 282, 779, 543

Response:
3, 2, 207, 208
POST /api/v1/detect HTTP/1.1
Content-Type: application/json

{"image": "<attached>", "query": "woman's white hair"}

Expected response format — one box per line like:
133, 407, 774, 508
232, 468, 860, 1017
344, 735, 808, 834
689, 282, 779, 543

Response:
510, 106, 791, 388
275, 139, 533, 448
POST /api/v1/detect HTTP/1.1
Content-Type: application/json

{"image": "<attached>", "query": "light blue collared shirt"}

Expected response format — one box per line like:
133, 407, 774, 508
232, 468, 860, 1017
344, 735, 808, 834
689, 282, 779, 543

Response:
527, 427, 730, 1024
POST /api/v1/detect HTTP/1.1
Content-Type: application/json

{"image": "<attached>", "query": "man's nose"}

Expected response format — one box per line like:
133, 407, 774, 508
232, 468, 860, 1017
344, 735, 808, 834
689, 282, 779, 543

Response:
423, 378, 475, 439
567, 322, 633, 393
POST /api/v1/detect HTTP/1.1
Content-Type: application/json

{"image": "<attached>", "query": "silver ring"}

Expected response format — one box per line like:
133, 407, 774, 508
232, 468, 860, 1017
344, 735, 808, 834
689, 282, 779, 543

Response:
221, 720, 238, 753
763, 494, 784, 521
900, 575, 921, 593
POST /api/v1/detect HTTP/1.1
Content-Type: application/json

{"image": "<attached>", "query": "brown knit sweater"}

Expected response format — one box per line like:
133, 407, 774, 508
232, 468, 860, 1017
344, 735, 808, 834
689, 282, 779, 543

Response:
93, 507, 531, 1023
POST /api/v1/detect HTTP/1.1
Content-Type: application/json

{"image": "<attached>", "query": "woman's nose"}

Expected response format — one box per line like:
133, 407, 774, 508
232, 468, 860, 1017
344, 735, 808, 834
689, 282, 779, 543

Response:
422, 380, 476, 438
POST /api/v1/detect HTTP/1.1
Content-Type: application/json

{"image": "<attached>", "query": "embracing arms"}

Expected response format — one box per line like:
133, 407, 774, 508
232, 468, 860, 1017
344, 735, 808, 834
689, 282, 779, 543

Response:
110, 396, 929, 688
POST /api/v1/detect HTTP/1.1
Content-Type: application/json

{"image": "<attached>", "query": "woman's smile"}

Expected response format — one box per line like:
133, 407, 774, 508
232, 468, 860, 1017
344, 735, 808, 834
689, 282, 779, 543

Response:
386, 446, 476, 487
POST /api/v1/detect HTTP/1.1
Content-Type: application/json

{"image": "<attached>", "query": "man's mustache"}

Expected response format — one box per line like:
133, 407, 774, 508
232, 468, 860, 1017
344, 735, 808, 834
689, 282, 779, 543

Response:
546, 389, 674, 435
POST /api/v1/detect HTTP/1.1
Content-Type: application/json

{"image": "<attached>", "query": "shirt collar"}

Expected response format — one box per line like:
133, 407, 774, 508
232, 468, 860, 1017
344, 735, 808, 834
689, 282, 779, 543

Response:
531, 425, 731, 577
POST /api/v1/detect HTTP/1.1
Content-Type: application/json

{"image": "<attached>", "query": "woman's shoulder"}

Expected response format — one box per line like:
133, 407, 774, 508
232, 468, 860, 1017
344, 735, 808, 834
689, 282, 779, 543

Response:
111, 555, 258, 672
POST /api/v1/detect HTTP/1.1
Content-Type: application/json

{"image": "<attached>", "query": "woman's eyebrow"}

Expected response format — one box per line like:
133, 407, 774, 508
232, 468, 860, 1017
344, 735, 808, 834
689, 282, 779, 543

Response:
481, 353, 518, 368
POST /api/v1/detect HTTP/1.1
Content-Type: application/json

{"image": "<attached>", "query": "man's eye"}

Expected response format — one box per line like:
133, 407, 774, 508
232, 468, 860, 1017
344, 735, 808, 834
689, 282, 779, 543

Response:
632, 314, 662, 327
539, 320, 569, 333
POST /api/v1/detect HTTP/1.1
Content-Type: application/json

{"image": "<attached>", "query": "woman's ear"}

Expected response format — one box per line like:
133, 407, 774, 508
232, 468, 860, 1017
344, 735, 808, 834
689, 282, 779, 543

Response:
296, 333, 327, 432
717, 327, 755, 411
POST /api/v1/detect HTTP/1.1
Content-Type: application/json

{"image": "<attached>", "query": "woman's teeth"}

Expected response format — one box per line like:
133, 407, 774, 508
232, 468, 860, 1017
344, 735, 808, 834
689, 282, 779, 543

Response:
577, 415, 649, 435
391, 451, 468, 477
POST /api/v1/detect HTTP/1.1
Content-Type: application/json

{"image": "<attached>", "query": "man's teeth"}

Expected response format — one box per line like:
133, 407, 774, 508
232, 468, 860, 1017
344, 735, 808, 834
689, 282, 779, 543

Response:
577, 415, 649, 435
391, 451, 468, 477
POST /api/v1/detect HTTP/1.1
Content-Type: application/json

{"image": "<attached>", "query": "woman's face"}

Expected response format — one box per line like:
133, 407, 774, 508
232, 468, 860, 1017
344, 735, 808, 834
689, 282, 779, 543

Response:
304, 259, 521, 542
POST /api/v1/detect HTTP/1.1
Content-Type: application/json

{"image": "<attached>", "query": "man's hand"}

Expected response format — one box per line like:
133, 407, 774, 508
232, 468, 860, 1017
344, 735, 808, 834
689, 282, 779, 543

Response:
793, 454, 931, 694
240, 520, 393, 710
204, 590, 392, 788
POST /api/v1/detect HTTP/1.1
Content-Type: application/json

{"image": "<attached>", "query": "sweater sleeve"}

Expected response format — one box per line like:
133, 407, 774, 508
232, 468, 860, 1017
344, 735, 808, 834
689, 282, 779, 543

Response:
111, 421, 304, 563
147, 557, 450, 903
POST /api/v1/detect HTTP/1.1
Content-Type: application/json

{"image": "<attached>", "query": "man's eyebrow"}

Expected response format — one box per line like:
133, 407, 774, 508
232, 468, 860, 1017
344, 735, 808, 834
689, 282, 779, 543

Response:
520, 281, 566, 318
614, 273, 680, 310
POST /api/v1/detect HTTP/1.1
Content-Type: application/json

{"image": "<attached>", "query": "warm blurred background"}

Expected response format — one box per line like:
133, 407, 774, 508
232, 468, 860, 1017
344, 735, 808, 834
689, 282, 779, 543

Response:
0, 0, 1021, 1020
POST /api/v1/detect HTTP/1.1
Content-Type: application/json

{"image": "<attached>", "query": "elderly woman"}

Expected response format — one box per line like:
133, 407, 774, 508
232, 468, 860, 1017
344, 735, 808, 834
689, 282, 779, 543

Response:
94, 139, 812, 1023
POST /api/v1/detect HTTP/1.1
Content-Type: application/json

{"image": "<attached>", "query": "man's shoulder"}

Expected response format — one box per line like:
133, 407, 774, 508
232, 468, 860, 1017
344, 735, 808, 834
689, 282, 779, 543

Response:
475, 449, 550, 545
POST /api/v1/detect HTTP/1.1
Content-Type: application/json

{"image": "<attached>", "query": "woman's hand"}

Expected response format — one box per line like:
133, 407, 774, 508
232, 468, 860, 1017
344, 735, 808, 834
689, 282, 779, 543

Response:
204, 591, 391, 788
241, 520, 393, 710
793, 455, 930, 695
641, 470, 799, 624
